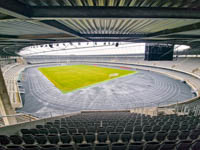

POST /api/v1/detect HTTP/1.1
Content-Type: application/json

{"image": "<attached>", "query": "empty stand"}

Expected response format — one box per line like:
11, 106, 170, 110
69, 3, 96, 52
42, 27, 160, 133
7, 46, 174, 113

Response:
0, 111, 200, 150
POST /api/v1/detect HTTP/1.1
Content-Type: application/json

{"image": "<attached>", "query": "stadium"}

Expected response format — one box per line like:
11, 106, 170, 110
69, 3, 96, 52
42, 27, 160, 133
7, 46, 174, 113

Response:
0, 0, 200, 150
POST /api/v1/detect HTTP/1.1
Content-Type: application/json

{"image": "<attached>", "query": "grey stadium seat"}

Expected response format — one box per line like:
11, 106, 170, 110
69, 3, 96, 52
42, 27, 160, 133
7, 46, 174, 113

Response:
40, 144, 57, 150
35, 134, 47, 144
178, 130, 189, 140
152, 125, 161, 132
171, 124, 179, 131
0, 135, 10, 145
77, 128, 86, 134
36, 125, 43, 129
143, 125, 152, 132
125, 126, 133, 132
161, 125, 171, 132
159, 141, 176, 150
7, 145, 23, 150
115, 126, 124, 133
189, 129, 200, 140
134, 125, 142, 132
68, 128, 77, 134
156, 131, 167, 142
10, 135, 23, 145
23, 145, 40, 150
30, 128, 39, 135
144, 131, 155, 141
21, 129, 31, 135
39, 128, 49, 135
112, 142, 127, 150
94, 143, 109, 150
144, 141, 160, 150
97, 132, 107, 142
59, 128, 68, 134
106, 126, 115, 133
85, 133, 95, 143
49, 128, 58, 134
87, 126, 96, 133
72, 133, 84, 143
192, 140, 200, 150
121, 132, 132, 143
97, 127, 106, 133
176, 140, 192, 150
167, 130, 179, 140
59, 144, 75, 150
48, 134, 60, 144
133, 131, 143, 141
109, 132, 120, 143
60, 134, 71, 143
22, 134, 35, 144
128, 142, 144, 150
77, 144, 92, 150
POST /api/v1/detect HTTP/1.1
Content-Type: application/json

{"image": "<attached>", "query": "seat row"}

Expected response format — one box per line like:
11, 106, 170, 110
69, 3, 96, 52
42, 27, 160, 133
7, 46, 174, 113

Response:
52, 117, 199, 126
65, 113, 197, 121
30, 123, 199, 135
1, 130, 200, 146
0, 140, 200, 150
44, 117, 200, 130
20, 125, 200, 139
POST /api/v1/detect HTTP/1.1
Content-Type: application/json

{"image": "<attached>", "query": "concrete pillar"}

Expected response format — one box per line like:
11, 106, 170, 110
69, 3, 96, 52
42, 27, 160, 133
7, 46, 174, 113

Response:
0, 67, 16, 125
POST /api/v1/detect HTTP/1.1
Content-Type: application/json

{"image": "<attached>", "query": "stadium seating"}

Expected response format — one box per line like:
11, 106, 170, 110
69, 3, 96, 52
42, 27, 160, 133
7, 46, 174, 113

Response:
25, 55, 200, 77
1, 64, 25, 110
1, 111, 200, 150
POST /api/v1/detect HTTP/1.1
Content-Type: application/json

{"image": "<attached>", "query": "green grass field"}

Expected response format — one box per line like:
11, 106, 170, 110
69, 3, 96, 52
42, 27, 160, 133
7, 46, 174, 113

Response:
39, 65, 136, 93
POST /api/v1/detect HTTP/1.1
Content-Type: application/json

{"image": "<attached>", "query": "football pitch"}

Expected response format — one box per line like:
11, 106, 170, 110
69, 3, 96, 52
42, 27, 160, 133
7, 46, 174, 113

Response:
39, 65, 136, 93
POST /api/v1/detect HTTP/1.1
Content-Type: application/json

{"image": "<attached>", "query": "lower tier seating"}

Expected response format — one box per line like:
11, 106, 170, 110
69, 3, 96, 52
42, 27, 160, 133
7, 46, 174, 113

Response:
0, 111, 200, 150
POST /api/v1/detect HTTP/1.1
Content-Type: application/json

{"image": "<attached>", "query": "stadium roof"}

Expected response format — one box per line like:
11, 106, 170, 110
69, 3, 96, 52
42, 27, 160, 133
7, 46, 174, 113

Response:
1, 0, 200, 56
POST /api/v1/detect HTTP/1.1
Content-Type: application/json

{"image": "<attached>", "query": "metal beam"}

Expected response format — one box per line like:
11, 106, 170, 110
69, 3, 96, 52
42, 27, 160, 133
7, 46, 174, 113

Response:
148, 22, 200, 37
0, 33, 75, 41
161, 34, 200, 39
0, 34, 18, 39
31, 6, 200, 19
91, 38, 187, 43
0, 0, 30, 19
0, 1, 88, 42
82, 34, 146, 38
18, 33, 74, 39
40, 20, 83, 37
123, 22, 200, 43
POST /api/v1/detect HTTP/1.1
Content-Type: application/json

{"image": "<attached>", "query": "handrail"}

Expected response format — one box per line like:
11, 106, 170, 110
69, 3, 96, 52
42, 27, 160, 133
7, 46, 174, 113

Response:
0, 110, 82, 126
158, 96, 200, 108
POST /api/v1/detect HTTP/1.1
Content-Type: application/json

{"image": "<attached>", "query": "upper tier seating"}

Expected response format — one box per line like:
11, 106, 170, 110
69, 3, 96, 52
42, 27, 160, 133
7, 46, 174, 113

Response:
0, 111, 200, 150
1, 64, 24, 109
25, 56, 200, 77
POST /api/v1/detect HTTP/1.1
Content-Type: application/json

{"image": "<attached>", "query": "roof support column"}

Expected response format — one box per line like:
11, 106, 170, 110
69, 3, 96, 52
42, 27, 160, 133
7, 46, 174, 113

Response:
0, 67, 16, 125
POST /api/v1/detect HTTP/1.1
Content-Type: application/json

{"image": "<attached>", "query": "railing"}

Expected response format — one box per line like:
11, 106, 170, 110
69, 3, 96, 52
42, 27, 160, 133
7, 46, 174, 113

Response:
1, 105, 194, 127
0, 110, 80, 126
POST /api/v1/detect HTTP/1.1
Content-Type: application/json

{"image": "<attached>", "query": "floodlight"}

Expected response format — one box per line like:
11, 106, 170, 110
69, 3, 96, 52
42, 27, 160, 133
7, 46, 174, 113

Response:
115, 43, 119, 47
